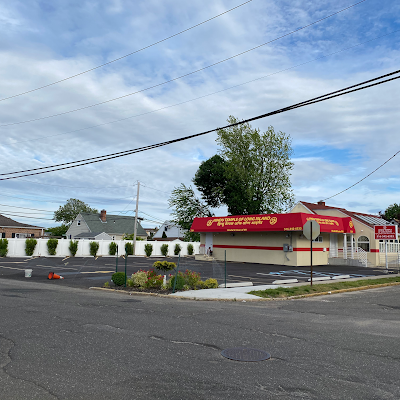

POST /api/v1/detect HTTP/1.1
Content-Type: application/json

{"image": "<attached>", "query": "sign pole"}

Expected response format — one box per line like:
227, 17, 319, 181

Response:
385, 240, 388, 270
310, 223, 313, 287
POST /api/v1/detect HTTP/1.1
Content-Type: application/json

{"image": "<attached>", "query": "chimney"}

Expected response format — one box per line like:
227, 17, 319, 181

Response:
317, 201, 325, 207
100, 209, 107, 222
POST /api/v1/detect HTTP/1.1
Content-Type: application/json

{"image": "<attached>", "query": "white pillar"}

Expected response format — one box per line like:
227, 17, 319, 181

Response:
343, 233, 347, 259
350, 234, 354, 259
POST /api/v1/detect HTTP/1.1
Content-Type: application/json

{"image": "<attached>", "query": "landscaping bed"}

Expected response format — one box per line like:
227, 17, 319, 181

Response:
249, 276, 400, 299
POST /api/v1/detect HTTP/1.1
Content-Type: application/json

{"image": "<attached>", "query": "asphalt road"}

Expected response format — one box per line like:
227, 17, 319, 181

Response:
0, 256, 393, 289
1, 278, 400, 399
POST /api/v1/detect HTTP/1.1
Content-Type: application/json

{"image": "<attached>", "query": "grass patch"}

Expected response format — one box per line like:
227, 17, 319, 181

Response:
249, 276, 400, 299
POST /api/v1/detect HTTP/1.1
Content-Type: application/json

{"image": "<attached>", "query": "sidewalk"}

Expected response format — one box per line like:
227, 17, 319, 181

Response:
169, 273, 400, 300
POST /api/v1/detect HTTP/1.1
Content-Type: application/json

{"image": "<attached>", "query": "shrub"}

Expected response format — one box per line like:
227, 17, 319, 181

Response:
169, 274, 185, 291
144, 270, 163, 288
153, 260, 176, 273
47, 239, 58, 256
0, 238, 8, 257
90, 241, 99, 257
181, 269, 201, 288
25, 238, 37, 256
144, 243, 153, 257
104, 281, 110, 288
125, 242, 134, 256
109, 242, 117, 255
160, 243, 168, 256
174, 243, 181, 255
187, 243, 194, 255
205, 278, 219, 288
69, 240, 78, 256
196, 281, 208, 289
131, 271, 148, 287
127, 278, 134, 287
112, 272, 126, 286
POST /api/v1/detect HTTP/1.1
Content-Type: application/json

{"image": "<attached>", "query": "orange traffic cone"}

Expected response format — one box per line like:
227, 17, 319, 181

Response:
48, 272, 64, 280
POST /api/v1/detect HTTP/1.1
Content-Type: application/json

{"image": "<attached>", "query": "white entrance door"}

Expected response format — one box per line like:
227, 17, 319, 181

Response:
205, 233, 213, 255
330, 233, 338, 257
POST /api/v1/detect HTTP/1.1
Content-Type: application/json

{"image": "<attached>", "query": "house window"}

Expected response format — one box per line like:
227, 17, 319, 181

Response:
31, 233, 35, 237
1, 232, 5, 238
164, 227, 168, 231
77, 220, 81, 226
357, 235, 370, 252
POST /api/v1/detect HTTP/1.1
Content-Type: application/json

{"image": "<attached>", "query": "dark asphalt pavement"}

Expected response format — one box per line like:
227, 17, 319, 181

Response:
0, 256, 393, 289
1, 278, 400, 399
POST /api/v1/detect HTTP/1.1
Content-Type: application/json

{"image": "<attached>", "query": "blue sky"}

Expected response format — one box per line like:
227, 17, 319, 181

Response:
0, 0, 399, 228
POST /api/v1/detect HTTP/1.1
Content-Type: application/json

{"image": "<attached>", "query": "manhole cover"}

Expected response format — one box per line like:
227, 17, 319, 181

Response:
221, 348, 271, 362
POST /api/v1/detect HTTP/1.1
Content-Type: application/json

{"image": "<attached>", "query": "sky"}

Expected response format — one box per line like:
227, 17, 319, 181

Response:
0, 0, 399, 229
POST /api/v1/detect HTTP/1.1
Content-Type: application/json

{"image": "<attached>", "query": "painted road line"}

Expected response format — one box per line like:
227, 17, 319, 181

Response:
272, 279, 299, 284
307, 277, 332, 281
35, 265, 78, 270
331, 275, 351, 280
62, 257, 70, 261
0, 266, 25, 271
80, 271, 115, 274
0, 262, 26, 264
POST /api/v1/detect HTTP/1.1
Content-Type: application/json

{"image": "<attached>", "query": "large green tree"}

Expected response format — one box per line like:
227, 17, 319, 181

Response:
194, 116, 295, 215
168, 184, 213, 241
53, 198, 98, 225
46, 224, 69, 237
382, 203, 400, 221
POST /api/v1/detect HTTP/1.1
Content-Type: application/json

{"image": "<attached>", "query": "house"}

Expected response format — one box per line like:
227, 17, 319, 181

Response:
74, 232, 112, 240
65, 209, 147, 240
152, 221, 186, 241
190, 201, 394, 267
0, 214, 44, 239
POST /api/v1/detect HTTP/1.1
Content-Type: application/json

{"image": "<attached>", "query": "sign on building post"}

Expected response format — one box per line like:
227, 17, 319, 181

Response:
374, 225, 398, 270
303, 220, 321, 286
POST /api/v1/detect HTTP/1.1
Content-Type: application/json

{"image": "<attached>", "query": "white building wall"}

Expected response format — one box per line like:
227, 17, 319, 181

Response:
3, 238, 200, 258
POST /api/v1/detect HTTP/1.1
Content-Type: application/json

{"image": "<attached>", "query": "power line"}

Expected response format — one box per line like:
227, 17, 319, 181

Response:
4, 27, 399, 148
16, 179, 137, 190
141, 184, 171, 195
1, 68, 399, 181
0, 203, 55, 212
0, 1, 366, 128
323, 150, 400, 201
0, 211, 54, 221
0, 1, 252, 103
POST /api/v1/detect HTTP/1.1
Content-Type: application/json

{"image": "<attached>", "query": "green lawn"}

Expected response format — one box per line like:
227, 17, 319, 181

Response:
249, 276, 400, 299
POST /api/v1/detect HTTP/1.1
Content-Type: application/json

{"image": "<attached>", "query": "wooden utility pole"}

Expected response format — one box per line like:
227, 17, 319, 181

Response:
133, 181, 140, 255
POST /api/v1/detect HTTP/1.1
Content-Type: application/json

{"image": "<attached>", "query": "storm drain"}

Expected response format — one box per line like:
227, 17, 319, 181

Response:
221, 348, 271, 362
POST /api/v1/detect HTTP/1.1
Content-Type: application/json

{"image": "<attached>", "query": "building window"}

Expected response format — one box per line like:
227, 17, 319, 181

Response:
357, 235, 370, 252
77, 220, 81, 226
312, 236, 323, 243
31, 233, 35, 237
1, 232, 5, 238
12, 233, 15, 238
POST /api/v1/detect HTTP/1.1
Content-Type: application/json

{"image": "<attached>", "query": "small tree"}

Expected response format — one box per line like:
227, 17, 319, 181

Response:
160, 243, 168, 256
153, 260, 176, 272
69, 240, 78, 256
0, 238, 8, 257
47, 239, 58, 256
112, 272, 126, 286
25, 238, 37, 256
125, 242, 134, 255
174, 243, 181, 255
187, 243, 194, 255
90, 241, 99, 257
144, 243, 153, 257
109, 242, 117, 255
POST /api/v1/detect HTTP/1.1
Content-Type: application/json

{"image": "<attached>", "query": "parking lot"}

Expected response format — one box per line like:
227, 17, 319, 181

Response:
0, 255, 393, 288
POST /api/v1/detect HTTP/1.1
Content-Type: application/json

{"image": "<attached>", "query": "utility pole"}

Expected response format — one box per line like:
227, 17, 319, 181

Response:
133, 181, 140, 255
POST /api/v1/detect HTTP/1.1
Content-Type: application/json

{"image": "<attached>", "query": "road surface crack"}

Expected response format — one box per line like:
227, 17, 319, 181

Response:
149, 335, 221, 350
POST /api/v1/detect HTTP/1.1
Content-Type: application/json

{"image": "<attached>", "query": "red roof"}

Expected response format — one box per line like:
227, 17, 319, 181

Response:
299, 201, 385, 228
190, 212, 355, 234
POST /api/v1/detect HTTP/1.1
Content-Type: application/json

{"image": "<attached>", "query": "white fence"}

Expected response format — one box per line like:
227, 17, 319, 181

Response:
379, 242, 400, 253
3, 239, 200, 258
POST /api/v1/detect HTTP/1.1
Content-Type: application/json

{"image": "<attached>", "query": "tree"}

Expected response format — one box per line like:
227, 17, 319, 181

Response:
46, 224, 69, 237
194, 116, 295, 215
382, 203, 400, 221
53, 198, 98, 225
168, 183, 213, 242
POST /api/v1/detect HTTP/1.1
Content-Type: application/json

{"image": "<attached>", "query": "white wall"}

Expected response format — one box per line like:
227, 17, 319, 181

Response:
3, 239, 200, 258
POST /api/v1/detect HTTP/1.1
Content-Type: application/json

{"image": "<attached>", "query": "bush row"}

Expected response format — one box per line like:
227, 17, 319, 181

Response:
0, 239, 196, 257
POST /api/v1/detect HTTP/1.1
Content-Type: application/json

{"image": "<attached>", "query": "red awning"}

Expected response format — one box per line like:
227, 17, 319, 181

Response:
190, 213, 355, 234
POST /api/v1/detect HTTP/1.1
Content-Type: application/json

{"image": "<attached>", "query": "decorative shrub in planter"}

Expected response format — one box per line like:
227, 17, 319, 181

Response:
144, 270, 163, 288
112, 272, 126, 286
125, 242, 134, 256
90, 241, 99, 257
0, 238, 8, 257
160, 243, 168, 256
131, 271, 148, 287
109, 242, 117, 255
25, 238, 37, 256
187, 243, 194, 255
153, 260, 176, 273
144, 243, 153, 257
174, 243, 181, 255
169, 274, 185, 291
47, 239, 58, 256
204, 278, 219, 288
69, 240, 78, 256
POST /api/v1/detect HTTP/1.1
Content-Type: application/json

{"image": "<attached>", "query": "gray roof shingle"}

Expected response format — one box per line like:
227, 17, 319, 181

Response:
80, 213, 147, 236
